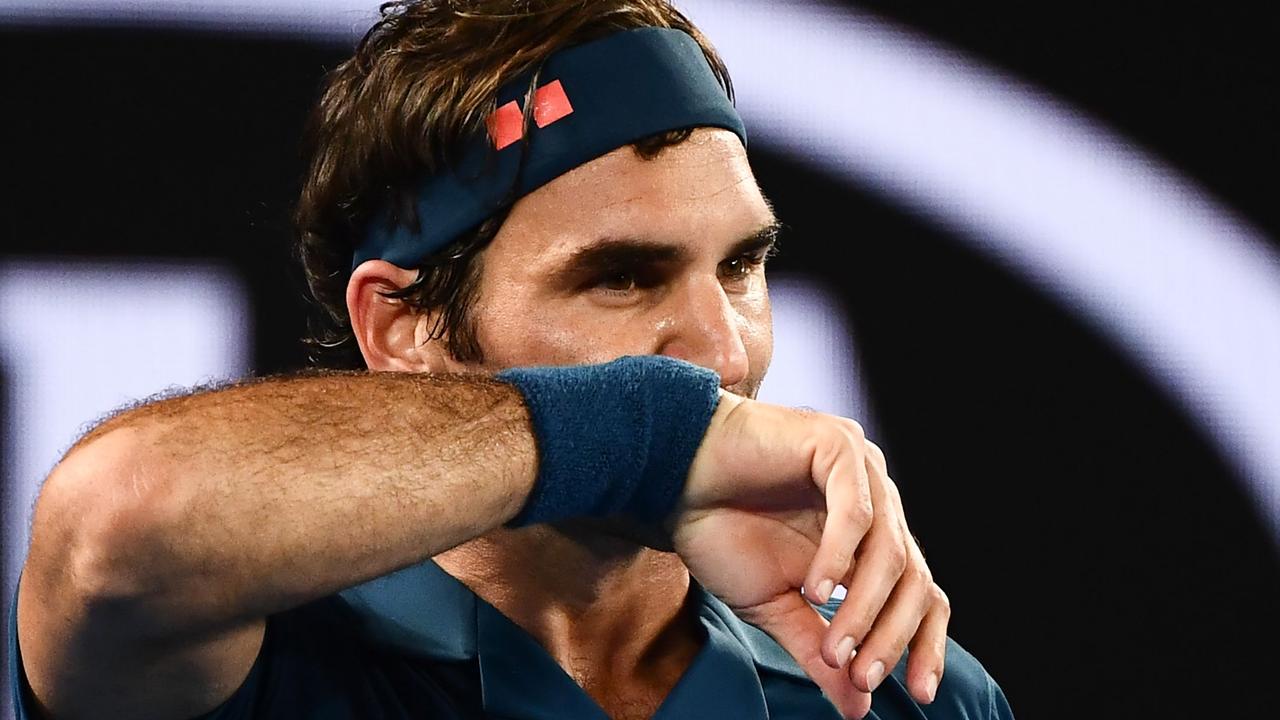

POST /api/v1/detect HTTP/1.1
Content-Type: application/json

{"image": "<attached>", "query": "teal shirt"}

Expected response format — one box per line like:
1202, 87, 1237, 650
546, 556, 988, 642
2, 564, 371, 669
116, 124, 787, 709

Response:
10, 560, 1013, 719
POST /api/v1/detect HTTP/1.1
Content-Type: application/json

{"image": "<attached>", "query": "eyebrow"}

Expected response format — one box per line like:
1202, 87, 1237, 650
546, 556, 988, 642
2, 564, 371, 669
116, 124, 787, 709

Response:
550, 219, 783, 284
727, 219, 783, 259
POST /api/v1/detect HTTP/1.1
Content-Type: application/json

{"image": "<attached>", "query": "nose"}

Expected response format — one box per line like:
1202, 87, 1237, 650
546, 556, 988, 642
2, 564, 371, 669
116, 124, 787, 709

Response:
657, 276, 750, 389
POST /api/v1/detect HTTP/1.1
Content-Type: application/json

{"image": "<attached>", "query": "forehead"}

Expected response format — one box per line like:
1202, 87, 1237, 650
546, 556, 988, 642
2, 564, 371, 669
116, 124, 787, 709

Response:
485, 128, 772, 269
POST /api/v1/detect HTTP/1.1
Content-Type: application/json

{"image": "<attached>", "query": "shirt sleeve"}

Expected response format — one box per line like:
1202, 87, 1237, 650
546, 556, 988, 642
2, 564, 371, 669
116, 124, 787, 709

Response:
11, 591, 476, 720
191, 597, 387, 720
194, 596, 481, 720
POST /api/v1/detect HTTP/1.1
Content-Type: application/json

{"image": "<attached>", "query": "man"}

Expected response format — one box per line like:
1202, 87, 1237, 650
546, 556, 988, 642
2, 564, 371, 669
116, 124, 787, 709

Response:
12, 1, 1013, 718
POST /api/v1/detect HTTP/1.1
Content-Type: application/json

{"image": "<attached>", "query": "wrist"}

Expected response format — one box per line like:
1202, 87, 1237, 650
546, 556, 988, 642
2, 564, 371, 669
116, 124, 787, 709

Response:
496, 355, 721, 529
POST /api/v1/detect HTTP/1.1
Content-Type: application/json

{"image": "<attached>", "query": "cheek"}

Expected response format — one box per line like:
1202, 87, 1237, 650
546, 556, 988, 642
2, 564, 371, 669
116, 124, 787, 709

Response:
463, 269, 596, 368
739, 290, 775, 379
472, 297, 626, 368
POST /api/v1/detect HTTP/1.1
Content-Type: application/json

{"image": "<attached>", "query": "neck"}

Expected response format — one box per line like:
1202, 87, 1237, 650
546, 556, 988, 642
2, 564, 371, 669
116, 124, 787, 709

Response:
434, 522, 703, 714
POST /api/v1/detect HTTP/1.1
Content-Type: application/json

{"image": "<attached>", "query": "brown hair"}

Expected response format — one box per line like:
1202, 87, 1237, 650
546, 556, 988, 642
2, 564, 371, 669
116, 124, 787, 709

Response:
295, 0, 733, 368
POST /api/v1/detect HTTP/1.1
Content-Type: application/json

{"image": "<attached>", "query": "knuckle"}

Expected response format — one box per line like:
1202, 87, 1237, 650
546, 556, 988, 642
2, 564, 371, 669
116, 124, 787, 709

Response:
905, 541, 930, 572
839, 417, 866, 440
887, 542, 909, 575
830, 423, 860, 451
883, 474, 903, 502
907, 563, 933, 590
864, 439, 885, 465
890, 552, 909, 578
932, 584, 952, 616
813, 420, 842, 448
849, 494, 874, 526
836, 507, 872, 540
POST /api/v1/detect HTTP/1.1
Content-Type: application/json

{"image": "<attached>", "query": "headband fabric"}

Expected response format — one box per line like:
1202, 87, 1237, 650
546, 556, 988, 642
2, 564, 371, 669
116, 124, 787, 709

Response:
354, 27, 747, 269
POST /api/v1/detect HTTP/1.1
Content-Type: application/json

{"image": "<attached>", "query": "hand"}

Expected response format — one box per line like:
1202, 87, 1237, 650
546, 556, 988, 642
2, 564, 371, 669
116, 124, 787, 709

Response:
672, 392, 950, 719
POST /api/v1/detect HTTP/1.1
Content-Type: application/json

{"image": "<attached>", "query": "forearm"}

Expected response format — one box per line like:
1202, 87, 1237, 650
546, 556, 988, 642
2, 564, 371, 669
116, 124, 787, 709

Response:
24, 370, 536, 639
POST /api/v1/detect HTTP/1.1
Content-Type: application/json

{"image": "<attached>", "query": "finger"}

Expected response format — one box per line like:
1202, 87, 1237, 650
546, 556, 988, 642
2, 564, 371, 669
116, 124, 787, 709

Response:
819, 516, 904, 665
846, 561, 933, 694
904, 584, 950, 704
805, 425, 874, 613
746, 592, 874, 719
820, 456, 906, 666
862, 438, 888, 475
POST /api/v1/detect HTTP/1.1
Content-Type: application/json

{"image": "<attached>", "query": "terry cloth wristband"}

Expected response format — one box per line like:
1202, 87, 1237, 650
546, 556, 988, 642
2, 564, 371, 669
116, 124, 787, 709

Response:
496, 355, 722, 528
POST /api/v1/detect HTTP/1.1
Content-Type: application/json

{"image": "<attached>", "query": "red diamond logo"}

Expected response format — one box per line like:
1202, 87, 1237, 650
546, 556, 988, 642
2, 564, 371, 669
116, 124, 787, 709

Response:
533, 80, 574, 128
486, 100, 524, 150
485, 80, 575, 150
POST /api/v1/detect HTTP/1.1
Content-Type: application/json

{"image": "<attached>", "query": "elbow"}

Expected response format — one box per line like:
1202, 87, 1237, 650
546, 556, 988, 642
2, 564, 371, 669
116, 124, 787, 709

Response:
26, 425, 184, 619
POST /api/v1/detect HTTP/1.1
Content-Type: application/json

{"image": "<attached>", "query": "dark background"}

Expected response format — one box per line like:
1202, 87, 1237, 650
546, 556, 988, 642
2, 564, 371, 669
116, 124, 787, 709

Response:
3, 2, 1277, 718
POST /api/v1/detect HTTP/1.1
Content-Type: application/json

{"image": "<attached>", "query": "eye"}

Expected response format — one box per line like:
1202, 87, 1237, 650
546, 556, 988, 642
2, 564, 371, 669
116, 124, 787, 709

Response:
719, 252, 768, 282
721, 257, 751, 278
594, 271, 638, 294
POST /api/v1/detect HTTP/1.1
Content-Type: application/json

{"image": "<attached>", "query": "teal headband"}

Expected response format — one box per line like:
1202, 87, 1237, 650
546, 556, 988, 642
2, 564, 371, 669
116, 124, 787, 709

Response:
354, 27, 748, 269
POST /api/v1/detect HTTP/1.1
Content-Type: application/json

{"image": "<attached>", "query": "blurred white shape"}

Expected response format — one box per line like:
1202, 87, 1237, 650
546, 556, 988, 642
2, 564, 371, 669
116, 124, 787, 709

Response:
0, 0, 377, 38
759, 275, 874, 434
676, 0, 1280, 540
0, 259, 250, 699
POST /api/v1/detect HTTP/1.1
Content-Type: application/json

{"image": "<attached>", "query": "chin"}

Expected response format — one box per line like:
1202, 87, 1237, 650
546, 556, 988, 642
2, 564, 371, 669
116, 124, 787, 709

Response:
727, 377, 763, 401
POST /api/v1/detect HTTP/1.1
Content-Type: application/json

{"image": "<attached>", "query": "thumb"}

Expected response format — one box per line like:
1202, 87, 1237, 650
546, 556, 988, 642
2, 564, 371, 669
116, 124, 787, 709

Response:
743, 592, 874, 719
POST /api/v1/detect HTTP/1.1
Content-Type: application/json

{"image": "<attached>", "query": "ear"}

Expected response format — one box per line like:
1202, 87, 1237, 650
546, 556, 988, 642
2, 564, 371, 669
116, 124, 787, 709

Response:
347, 260, 454, 373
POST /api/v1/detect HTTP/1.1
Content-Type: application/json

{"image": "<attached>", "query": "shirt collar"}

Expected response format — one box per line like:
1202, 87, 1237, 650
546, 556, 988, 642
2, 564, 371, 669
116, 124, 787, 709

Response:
339, 559, 814, 718
691, 583, 815, 685
338, 557, 478, 660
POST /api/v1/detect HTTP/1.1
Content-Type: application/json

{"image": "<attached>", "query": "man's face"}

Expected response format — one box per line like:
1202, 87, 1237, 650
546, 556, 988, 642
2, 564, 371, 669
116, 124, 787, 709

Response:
461, 127, 776, 398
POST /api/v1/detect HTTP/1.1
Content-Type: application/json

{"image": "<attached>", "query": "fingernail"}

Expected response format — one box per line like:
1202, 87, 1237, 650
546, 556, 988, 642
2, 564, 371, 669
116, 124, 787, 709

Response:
836, 636, 856, 667
925, 672, 939, 703
816, 579, 835, 603
866, 660, 886, 691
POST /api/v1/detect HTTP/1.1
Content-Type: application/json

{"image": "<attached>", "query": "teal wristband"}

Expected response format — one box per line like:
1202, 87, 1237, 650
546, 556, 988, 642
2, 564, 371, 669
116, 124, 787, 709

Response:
496, 355, 721, 527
